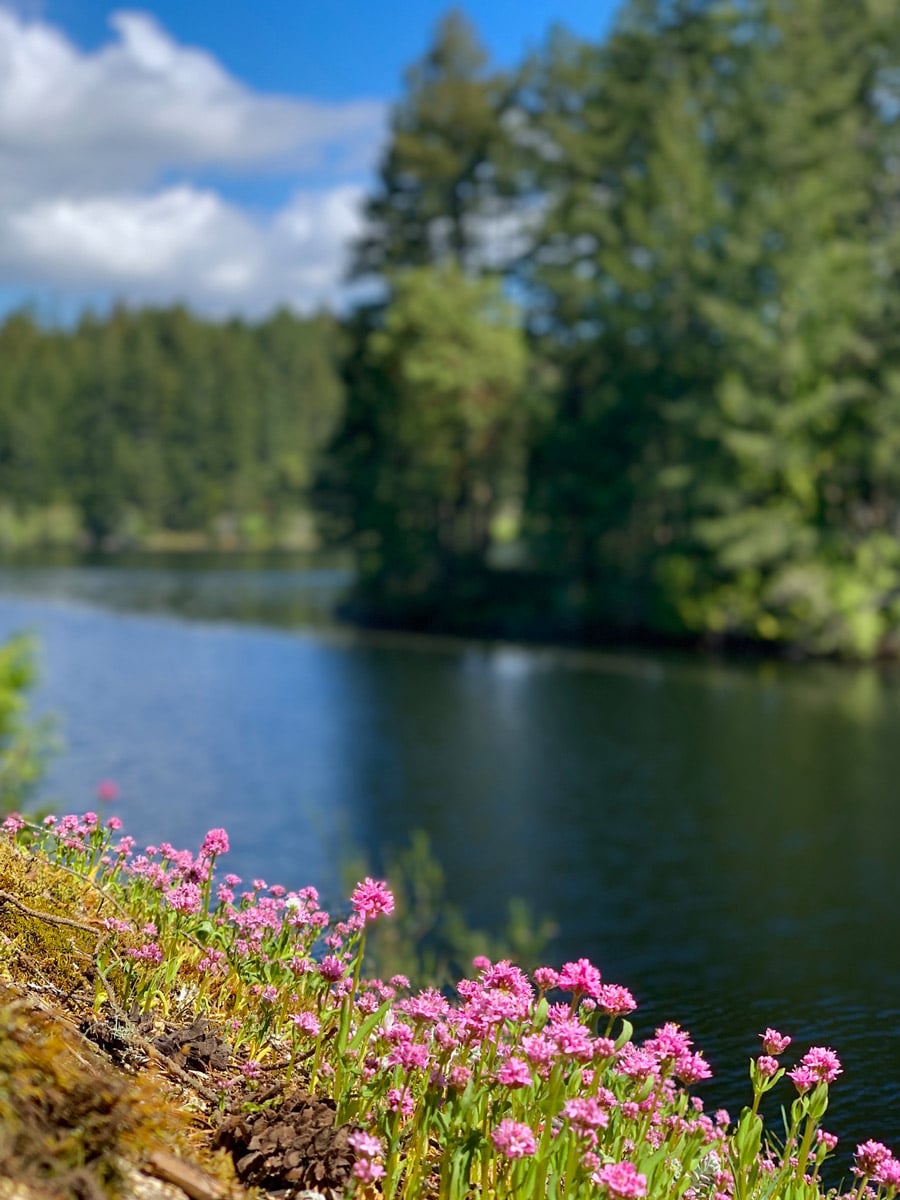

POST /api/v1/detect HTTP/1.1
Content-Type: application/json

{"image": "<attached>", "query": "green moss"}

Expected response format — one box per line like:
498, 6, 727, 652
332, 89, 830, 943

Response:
0, 985, 188, 1197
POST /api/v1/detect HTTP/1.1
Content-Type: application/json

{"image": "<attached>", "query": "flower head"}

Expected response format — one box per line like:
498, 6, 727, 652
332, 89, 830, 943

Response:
491, 1119, 537, 1160
760, 1028, 791, 1055
558, 957, 602, 998
351, 877, 395, 921
496, 1057, 532, 1088
798, 1045, 842, 1084
166, 881, 202, 914
756, 1054, 780, 1078
592, 1161, 648, 1199
201, 827, 229, 858
854, 1140, 893, 1178
348, 1130, 383, 1159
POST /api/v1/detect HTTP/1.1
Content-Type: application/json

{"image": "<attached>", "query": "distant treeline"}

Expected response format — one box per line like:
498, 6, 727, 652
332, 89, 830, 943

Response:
0, 306, 343, 550
5, 0, 900, 658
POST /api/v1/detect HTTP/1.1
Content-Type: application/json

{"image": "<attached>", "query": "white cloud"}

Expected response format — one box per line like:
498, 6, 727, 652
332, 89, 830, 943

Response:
0, 5, 386, 315
1, 182, 369, 315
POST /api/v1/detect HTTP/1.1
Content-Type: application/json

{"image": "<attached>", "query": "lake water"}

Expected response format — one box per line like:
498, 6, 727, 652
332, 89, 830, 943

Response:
1, 558, 899, 1174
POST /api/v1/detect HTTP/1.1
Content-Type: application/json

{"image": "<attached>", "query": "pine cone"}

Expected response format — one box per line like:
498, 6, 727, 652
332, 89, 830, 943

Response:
214, 1092, 358, 1198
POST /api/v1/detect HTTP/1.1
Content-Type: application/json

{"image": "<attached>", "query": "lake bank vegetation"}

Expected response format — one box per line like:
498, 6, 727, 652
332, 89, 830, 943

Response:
1, 807, 898, 1200
5, 0, 900, 659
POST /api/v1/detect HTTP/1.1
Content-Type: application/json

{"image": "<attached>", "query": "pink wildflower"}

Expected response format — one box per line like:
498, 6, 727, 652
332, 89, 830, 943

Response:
351, 877, 394, 921
449, 1065, 471, 1090
348, 1130, 383, 1159
592, 1161, 648, 1199
597, 984, 638, 1016
594, 1037, 617, 1060
534, 966, 560, 992
96, 779, 120, 802
817, 1130, 838, 1152
760, 1028, 791, 1055
550, 1017, 595, 1062
400, 988, 450, 1023
617, 1044, 659, 1081
877, 1158, 900, 1188
675, 1051, 712, 1085
201, 828, 229, 857
386, 1041, 429, 1070
558, 957, 602, 999
386, 1088, 415, 1116
126, 941, 164, 965
799, 1045, 842, 1084
352, 1157, 385, 1183
646, 1022, 693, 1063
318, 956, 346, 983
788, 1065, 816, 1093
198, 950, 226, 975
290, 1011, 321, 1037
167, 881, 202, 914
496, 1057, 532, 1088
563, 1097, 610, 1136
854, 1141, 893, 1178
756, 1055, 780, 1077
491, 1119, 537, 1160
2, 813, 24, 835
522, 1032, 555, 1070
102, 917, 132, 933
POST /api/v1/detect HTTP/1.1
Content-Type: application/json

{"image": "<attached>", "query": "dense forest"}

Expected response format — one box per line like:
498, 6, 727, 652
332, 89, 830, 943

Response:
0, 307, 344, 550
319, 0, 900, 658
4, 0, 900, 657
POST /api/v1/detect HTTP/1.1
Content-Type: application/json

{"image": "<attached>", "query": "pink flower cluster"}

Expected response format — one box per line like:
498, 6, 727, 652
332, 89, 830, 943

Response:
854, 1140, 900, 1186
350, 877, 395, 922
491, 1118, 537, 1159
591, 1160, 648, 1199
348, 1130, 385, 1183
788, 1045, 842, 1092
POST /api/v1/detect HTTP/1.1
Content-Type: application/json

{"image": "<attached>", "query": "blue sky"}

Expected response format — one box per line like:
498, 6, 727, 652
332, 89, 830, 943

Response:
0, 1, 622, 319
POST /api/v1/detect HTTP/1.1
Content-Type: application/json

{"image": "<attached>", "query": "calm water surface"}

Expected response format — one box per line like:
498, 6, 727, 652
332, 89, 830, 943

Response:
1, 559, 899, 1171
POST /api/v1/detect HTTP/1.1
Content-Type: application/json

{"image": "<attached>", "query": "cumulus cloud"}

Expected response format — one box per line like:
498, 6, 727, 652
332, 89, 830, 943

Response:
0, 5, 386, 315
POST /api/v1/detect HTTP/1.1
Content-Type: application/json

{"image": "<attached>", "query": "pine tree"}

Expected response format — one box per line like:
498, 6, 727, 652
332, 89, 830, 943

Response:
353, 8, 513, 278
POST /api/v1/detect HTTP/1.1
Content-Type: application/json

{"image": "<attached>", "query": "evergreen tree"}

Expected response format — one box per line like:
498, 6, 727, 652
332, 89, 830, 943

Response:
316, 266, 527, 600
353, 8, 513, 277
523, 0, 900, 654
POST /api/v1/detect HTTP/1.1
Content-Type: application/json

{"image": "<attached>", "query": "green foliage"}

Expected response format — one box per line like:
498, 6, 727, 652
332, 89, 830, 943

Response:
0, 635, 54, 816
520, 0, 900, 656
317, 265, 529, 601
353, 8, 515, 277
326, 0, 900, 657
0, 306, 345, 550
